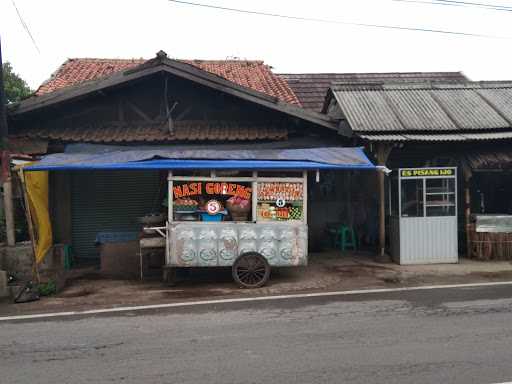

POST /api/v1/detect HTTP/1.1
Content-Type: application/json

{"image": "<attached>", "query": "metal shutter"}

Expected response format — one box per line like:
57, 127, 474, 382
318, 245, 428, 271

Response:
71, 171, 162, 259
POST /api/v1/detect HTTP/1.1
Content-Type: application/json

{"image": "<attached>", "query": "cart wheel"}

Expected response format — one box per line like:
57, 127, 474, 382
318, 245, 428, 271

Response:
163, 267, 177, 286
232, 252, 270, 289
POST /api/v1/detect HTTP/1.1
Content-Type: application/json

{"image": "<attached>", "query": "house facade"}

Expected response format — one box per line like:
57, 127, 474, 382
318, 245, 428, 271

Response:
5, 51, 512, 283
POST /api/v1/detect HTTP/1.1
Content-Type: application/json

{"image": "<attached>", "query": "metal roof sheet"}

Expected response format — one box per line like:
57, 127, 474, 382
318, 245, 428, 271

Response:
332, 81, 512, 135
280, 72, 468, 112
359, 131, 512, 142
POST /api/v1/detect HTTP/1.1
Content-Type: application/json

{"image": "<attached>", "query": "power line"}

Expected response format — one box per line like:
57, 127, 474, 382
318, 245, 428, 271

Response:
435, 0, 512, 11
11, 0, 41, 53
168, 0, 508, 38
394, 0, 512, 12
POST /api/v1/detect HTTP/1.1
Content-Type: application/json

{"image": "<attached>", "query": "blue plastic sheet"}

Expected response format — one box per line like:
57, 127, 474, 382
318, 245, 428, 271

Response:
25, 146, 377, 171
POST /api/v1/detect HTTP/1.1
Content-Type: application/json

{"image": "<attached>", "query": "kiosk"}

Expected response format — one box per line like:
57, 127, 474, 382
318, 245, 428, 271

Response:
390, 167, 458, 264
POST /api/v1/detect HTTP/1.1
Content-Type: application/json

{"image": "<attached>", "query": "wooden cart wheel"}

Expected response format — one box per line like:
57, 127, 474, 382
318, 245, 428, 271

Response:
232, 252, 270, 289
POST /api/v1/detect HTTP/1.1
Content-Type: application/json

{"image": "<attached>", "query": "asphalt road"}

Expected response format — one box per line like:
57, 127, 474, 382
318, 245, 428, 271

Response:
2, 285, 512, 384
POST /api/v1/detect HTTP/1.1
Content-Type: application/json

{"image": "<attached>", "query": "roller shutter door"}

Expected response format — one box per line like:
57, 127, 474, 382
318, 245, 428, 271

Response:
71, 171, 162, 259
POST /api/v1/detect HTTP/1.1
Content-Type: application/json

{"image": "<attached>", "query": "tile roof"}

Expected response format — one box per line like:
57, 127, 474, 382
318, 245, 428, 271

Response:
13, 121, 288, 143
280, 72, 469, 112
331, 81, 512, 140
36, 58, 301, 105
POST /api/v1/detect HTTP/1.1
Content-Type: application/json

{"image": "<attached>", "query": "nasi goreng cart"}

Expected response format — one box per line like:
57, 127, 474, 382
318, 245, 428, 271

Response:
149, 170, 309, 288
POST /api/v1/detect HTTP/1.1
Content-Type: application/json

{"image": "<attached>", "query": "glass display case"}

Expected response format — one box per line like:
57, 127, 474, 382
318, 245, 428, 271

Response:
390, 167, 458, 265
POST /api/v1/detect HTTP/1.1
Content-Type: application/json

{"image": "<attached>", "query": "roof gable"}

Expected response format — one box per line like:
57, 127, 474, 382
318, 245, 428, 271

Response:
10, 52, 335, 131
36, 55, 300, 105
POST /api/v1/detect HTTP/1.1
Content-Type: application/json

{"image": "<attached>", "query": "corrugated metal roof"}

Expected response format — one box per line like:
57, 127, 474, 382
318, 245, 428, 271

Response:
280, 72, 468, 112
332, 81, 512, 136
360, 131, 512, 142
465, 149, 512, 170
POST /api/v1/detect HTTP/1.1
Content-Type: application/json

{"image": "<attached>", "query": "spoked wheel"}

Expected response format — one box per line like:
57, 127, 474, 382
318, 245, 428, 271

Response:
232, 252, 270, 289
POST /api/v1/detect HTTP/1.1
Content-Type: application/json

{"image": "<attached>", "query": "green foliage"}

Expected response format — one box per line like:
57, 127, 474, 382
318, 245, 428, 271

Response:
38, 279, 57, 296
2, 62, 32, 104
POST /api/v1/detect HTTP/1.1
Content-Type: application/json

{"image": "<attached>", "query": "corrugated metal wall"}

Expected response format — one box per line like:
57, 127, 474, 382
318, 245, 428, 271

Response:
398, 217, 458, 264
71, 171, 162, 259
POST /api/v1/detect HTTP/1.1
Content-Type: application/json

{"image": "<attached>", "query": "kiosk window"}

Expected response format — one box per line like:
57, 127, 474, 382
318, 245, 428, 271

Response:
425, 178, 455, 217
401, 179, 424, 217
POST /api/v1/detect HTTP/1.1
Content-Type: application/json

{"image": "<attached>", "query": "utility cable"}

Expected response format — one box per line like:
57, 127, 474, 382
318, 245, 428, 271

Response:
394, 0, 512, 12
169, 0, 508, 38
11, 0, 41, 53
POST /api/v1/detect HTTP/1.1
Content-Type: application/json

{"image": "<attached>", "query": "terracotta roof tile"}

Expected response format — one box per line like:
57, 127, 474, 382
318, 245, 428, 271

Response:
36, 58, 300, 105
13, 121, 288, 143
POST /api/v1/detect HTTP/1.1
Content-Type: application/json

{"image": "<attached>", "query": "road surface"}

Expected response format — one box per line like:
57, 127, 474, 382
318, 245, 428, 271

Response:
2, 284, 512, 383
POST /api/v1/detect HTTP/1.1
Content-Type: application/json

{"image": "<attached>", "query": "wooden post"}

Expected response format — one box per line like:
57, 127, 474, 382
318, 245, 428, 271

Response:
0, 36, 15, 246
19, 168, 39, 282
462, 166, 472, 258
2, 165, 15, 246
375, 143, 392, 260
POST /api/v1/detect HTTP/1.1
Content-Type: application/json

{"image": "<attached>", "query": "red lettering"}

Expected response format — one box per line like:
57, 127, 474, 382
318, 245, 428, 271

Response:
182, 184, 190, 197
173, 186, 182, 199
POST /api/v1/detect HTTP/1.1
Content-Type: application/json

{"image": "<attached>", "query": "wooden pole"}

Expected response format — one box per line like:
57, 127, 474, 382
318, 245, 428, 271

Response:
0, 35, 15, 246
2, 168, 15, 246
19, 168, 39, 282
378, 167, 386, 257
0, 35, 8, 142
464, 173, 472, 258
375, 143, 392, 260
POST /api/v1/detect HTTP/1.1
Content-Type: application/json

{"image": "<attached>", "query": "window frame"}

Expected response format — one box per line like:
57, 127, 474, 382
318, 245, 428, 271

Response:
398, 167, 457, 219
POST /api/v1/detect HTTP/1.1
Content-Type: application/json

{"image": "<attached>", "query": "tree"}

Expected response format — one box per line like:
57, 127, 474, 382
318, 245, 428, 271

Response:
2, 62, 32, 104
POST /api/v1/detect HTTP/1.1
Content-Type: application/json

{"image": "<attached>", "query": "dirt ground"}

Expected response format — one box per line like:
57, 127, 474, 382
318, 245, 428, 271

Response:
2, 251, 512, 316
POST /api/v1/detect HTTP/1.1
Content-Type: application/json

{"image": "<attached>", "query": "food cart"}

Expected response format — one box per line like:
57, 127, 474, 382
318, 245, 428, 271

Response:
146, 170, 309, 288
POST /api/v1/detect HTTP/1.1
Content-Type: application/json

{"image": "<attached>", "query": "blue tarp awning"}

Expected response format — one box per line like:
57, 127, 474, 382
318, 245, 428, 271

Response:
24, 146, 378, 171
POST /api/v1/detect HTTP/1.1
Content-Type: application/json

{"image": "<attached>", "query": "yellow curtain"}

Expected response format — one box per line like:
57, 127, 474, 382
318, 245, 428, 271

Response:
22, 168, 53, 264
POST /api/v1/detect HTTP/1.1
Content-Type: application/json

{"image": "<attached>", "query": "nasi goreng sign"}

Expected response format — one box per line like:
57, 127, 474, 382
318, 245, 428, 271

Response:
400, 168, 455, 178
172, 182, 252, 200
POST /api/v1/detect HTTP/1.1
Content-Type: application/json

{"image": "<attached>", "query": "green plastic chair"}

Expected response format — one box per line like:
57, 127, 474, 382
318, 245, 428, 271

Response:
335, 225, 357, 252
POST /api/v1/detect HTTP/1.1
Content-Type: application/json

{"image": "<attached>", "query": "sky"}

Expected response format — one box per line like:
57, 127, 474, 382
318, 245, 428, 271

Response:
1, 0, 512, 90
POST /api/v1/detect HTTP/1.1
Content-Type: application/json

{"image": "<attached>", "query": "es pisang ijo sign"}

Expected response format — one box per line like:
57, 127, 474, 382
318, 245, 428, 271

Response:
400, 168, 455, 178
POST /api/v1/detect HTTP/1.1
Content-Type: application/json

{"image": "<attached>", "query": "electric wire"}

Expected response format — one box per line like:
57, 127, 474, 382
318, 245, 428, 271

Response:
394, 0, 512, 12
168, 0, 508, 38
11, 0, 41, 53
